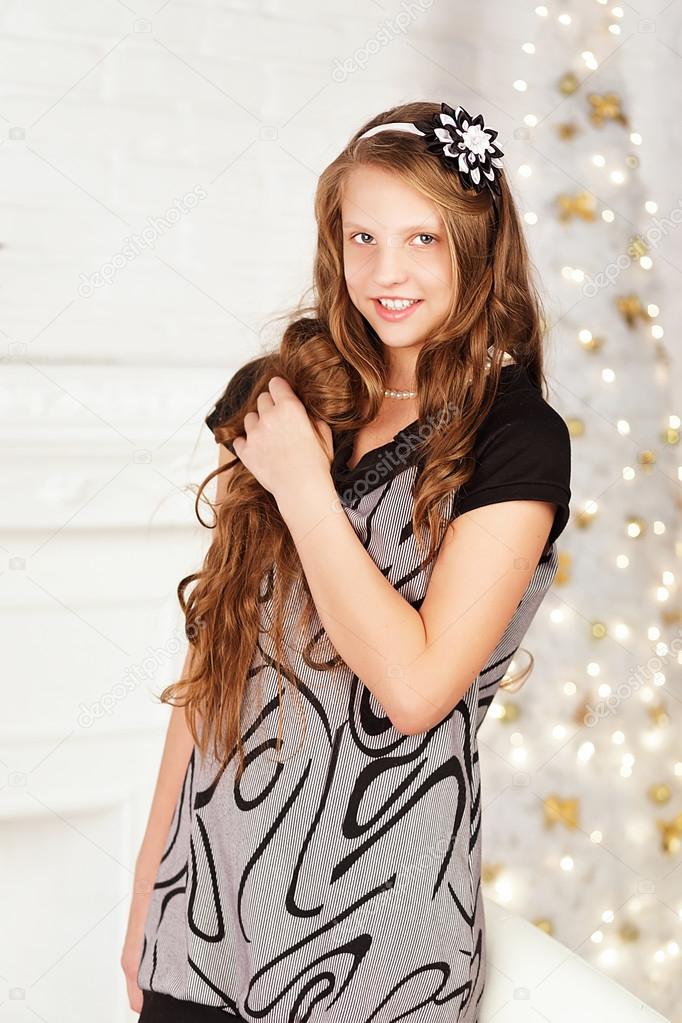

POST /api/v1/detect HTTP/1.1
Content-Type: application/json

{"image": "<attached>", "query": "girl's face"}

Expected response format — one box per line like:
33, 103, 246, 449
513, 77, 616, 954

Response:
341, 164, 454, 355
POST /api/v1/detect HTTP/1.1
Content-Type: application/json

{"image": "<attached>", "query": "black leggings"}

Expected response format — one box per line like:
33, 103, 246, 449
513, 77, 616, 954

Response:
139, 989, 245, 1021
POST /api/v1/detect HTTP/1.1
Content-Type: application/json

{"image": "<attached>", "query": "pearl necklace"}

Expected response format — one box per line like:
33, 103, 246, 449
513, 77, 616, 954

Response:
383, 350, 515, 400
384, 388, 417, 399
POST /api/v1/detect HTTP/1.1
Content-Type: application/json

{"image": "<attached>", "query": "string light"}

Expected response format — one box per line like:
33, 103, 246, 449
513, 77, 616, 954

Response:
483, 8, 677, 1010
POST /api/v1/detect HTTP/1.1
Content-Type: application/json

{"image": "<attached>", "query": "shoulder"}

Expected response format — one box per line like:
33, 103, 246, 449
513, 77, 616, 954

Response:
476, 363, 570, 454
453, 364, 572, 545
205, 357, 266, 445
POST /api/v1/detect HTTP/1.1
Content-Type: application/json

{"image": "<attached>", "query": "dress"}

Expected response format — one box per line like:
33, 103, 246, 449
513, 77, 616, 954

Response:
137, 360, 572, 1023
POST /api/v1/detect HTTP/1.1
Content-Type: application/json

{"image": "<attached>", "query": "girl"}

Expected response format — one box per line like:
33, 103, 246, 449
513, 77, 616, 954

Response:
122, 101, 571, 1023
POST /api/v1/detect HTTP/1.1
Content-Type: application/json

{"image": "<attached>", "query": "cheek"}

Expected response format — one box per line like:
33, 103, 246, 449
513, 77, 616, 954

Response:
420, 254, 452, 296
344, 248, 368, 285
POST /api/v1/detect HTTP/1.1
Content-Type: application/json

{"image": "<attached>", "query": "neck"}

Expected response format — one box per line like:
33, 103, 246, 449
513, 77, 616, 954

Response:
385, 346, 420, 391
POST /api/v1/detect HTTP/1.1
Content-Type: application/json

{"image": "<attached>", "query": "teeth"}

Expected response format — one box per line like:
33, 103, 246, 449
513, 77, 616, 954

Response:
378, 298, 419, 310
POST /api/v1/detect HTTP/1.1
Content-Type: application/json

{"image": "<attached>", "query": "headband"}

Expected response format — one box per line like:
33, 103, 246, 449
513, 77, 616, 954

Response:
357, 102, 504, 202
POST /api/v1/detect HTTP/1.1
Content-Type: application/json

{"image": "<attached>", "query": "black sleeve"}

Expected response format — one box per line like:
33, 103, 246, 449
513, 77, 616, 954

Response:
452, 394, 572, 546
204, 359, 264, 452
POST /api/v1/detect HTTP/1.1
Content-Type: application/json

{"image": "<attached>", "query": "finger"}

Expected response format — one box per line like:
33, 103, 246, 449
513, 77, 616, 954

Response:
256, 390, 275, 414
267, 375, 293, 394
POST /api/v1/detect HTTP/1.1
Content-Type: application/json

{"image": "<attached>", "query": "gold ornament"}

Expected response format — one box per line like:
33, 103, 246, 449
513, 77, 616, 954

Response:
575, 509, 596, 529
556, 122, 580, 140
661, 607, 682, 626
558, 72, 580, 95
616, 294, 650, 328
567, 418, 585, 437
557, 191, 598, 222
647, 704, 669, 728
657, 813, 682, 855
628, 235, 649, 260
482, 862, 503, 884
625, 154, 639, 169
637, 450, 656, 469
591, 622, 607, 640
533, 918, 554, 935
663, 426, 679, 446
578, 334, 605, 353
587, 91, 628, 128
648, 782, 672, 804
554, 550, 572, 586
618, 921, 640, 942
574, 700, 594, 726
497, 701, 520, 722
543, 794, 579, 830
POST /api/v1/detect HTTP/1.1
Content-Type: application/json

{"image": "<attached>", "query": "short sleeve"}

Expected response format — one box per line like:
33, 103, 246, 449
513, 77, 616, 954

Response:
452, 396, 572, 546
205, 359, 263, 451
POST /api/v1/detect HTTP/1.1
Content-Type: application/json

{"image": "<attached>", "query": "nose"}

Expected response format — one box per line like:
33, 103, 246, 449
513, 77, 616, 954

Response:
371, 235, 411, 288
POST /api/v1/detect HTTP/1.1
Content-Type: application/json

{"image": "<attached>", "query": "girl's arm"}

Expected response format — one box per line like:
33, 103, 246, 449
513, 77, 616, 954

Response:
121, 442, 236, 1011
276, 477, 555, 736
132, 688, 196, 890
122, 660, 195, 1012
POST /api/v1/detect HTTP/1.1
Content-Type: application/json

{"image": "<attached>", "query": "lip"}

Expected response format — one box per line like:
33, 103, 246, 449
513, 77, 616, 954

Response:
372, 298, 423, 322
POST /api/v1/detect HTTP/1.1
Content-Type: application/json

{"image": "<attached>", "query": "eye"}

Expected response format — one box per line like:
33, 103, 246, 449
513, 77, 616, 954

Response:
413, 233, 436, 246
350, 232, 374, 245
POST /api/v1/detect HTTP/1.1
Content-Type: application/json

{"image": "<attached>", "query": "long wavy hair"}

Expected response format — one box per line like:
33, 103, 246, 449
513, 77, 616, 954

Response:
158, 101, 549, 781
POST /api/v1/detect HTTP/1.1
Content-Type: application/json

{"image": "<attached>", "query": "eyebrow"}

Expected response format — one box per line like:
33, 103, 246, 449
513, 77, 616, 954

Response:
342, 221, 441, 233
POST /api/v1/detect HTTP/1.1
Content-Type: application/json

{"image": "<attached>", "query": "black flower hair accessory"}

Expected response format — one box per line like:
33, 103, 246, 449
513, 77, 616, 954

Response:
413, 103, 504, 197
358, 102, 505, 201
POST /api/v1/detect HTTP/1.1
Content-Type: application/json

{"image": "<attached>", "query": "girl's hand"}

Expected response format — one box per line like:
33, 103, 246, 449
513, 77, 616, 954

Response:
121, 881, 152, 1013
232, 376, 334, 504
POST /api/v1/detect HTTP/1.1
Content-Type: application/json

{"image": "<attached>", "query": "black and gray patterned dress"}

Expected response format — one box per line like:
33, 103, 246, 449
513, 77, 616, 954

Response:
137, 360, 571, 1023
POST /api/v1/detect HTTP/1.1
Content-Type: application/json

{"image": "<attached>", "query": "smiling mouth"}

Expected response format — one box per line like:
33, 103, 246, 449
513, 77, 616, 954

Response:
372, 297, 424, 320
